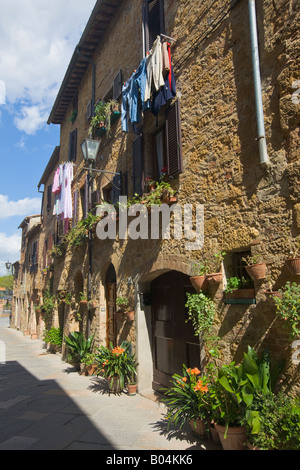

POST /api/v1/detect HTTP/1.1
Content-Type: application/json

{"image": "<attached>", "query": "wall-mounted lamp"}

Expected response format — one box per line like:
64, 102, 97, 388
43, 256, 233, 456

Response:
138, 292, 151, 307
81, 138, 101, 163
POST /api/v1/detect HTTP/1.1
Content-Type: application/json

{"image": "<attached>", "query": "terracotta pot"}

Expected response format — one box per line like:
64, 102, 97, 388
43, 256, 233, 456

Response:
209, 423, 221, 444
189, 419, 208, 439
190, 275, 207, 292
128, 383, 137, 396
206, 272, 222, 284
125, 310, 134, 322
86, 364, 97, 376
245, 262, 267, 280
214, 423, 247, 450
285, 258, 300, 275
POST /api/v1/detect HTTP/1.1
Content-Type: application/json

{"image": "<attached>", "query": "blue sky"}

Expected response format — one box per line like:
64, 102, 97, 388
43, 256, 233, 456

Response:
0, 0, 96, 275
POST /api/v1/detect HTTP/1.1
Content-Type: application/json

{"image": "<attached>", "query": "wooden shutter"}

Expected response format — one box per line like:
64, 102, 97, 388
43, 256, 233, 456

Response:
113, 70, 123, 100
144, 0, 165, 53
166, 99, 182, 177
111, 173, 122, 204
132, 135, 144, 196
68, 129, 77, 162
47, 184, 52, 211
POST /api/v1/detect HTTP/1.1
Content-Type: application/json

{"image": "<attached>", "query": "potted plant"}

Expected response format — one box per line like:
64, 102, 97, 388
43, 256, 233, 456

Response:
42, 327, 63, 353
189, 262, 209, 292
127, 372, 138, 396
224, 276, 255, 300
162, 365, 210, 439
285, 238, 300, 275
144, 177, 156, 192
273, 281, 300, 339
79, 292, 88, 305
82, 352, 98, 376
95, 341, 138, 394
206, 251, 226, 284
64, 331, 94, 371
214, 346, 284, 450
116, 296, 134, 322
242, 254, 267, 281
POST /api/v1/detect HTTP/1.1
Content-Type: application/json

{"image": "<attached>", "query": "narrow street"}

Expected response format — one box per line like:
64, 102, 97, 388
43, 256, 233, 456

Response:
0, 317, 220, 452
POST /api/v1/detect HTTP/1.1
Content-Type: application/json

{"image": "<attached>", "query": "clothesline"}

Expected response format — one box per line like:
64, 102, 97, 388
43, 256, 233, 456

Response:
121, 35, 176, 132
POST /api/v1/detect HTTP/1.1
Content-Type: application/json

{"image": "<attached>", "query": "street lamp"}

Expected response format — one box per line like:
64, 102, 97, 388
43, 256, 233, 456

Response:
5, 261, 11, 272
81, 138, 101, 163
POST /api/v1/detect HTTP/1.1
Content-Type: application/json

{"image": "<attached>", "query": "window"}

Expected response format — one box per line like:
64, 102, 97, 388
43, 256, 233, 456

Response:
232, 251, 253, 287
68, 129, 77, 162
143, 0, 165, 54
103, 174, 122, 204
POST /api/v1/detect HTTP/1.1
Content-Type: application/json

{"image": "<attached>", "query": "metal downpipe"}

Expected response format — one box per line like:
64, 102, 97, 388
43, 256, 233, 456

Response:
248, 0, 270, 167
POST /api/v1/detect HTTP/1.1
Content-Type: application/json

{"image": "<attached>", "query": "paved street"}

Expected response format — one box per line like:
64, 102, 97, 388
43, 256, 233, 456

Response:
0, 318, 220, 452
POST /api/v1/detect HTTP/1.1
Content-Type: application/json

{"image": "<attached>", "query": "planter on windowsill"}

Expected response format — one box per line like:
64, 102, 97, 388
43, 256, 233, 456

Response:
224, 288, 256, 305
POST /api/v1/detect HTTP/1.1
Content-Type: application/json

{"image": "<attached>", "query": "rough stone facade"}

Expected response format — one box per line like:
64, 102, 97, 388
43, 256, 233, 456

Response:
12, 0, 299, 395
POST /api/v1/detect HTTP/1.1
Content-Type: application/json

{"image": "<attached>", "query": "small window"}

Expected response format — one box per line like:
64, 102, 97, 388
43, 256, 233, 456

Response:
232, 251, 254, 287
68, 129, 77, 162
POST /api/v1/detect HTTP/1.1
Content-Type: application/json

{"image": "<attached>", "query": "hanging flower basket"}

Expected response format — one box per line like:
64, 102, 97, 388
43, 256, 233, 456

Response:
285, 258, 300, 276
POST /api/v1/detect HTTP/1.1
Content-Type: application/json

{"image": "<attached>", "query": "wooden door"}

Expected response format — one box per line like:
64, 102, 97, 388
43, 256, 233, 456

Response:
106, 283, 116, 347
151, 271, 200, 390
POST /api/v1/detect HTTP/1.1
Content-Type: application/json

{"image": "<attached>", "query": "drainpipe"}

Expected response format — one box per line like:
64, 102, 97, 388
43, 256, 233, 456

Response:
248, 0, 270, 167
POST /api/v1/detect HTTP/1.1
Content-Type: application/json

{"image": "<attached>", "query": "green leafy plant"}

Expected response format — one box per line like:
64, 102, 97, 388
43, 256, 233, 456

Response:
43, 327, 63, 347
273, 281, 300, 339
185, 292, 216, 340
241, 254, 261, 265
116, 296, 129, 310
64, 331, 94, 363
95, 341, 138, 392
213, 250, 226, 271
191, 261, 210, 276
162, 365, 210, 430
48, 243, 65, 259
242, 392, 300, 450
224, 276, 250, 293
216, 346, 285, 434
65, 211, 101, 247
82, 352, 97, 366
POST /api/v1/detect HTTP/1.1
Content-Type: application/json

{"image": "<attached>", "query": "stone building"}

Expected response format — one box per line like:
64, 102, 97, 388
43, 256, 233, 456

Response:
12, 0, 299, 396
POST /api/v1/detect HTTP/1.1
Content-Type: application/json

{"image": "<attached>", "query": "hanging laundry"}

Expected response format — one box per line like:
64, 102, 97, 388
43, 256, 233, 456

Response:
151, 42, 176, 117
52, 162, 74, 220
144, 36, 165, 102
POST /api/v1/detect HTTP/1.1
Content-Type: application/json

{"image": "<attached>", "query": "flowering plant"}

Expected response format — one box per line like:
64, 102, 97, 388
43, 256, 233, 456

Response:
95, 341, 138, 391
162, 365, 210, 429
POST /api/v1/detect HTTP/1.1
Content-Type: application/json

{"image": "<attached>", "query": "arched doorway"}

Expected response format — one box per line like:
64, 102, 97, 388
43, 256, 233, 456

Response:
105, 263, 116, 347
151, 270, 200, 390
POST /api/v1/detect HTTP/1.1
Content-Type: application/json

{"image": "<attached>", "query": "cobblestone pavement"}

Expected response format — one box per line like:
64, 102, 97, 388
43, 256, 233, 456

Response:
0, 319, 221, 453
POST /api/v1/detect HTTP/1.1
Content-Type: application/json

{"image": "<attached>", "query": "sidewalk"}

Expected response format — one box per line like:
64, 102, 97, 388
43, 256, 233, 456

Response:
0, 320, 220, 451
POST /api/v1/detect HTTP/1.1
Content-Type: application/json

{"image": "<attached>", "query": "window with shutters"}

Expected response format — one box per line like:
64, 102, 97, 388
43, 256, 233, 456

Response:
152, 99, 182, 180
68, 129, 77, 162
143, 0, 165, 54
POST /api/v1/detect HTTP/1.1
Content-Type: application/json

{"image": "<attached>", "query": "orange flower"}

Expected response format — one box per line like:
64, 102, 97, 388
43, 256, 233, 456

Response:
112, 346, 125, 355
190, 367, 201, 375
182, 377, 187, 382
194, 379, 208, 393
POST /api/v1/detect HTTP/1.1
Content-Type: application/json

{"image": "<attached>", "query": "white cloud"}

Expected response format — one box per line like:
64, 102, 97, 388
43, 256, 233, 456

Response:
0, 195, 41, 219
0, 233, 21, 275
0, 0, 96, 134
